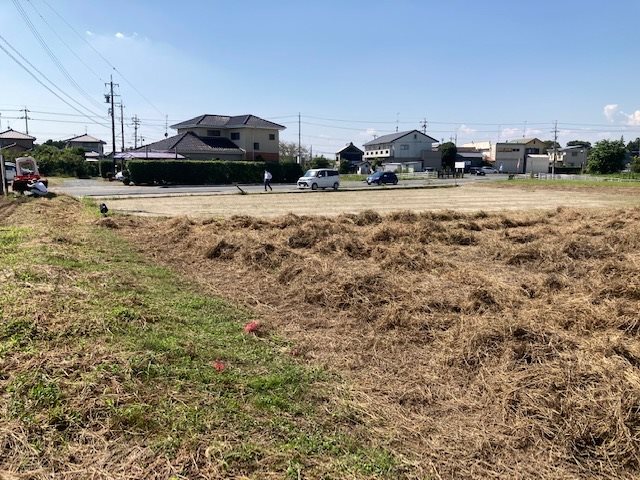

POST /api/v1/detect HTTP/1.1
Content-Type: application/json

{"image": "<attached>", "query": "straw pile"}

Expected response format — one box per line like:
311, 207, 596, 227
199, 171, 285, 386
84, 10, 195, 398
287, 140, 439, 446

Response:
124, 207, 640, 479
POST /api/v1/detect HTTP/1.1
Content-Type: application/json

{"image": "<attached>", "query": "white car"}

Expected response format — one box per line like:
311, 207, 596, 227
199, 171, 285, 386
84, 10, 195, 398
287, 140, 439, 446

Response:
297, 168, 340, 190
480, 166, 499, 174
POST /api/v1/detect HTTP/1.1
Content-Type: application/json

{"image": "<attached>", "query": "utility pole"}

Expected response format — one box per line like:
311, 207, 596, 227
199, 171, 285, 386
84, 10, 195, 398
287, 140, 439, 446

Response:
132, 115, 141, 149
120, 102, 125, 152
298, 112, 301, 165
164, 115, 168, 138
420, 118, 428, 134
20, 107, 30, 134
105, 75, 119, 170
552, 120, 558, 178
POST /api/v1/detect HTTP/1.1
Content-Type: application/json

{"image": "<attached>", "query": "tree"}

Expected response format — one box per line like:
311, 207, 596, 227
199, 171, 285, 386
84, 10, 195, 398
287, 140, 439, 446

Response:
586, 139, 626, 174
279, 141, 309, 163
630, 156, 640, 173
626, 137, 640, 155
440, 142, 457, 170
543, 140, 561, 153
566, 140, 592, 149
43, 139, 66, 149
338, 159, 350, 174
310, 155, 331, 169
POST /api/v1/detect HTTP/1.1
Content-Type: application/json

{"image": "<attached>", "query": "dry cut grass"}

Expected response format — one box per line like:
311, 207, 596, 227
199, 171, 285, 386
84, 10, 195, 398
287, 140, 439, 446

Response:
121, 206, 640, 479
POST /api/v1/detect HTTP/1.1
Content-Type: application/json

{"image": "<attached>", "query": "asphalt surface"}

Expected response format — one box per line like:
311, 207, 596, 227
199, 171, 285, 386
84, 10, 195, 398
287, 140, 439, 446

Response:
53, 175, 510, 198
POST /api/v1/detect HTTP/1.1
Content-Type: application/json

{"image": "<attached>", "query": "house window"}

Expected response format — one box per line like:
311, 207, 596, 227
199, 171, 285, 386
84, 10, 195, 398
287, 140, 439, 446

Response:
400, 145, 409, 150
253, 142, 260, 150
231, 132, 240, 140
414, 134, 417, 139
269, 133, 275, 140
571, 152, 578, 157
207, 129, 221, 137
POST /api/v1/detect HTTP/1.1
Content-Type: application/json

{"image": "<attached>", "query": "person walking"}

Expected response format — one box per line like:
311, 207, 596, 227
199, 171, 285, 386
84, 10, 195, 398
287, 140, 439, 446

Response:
263, 170, 273, 192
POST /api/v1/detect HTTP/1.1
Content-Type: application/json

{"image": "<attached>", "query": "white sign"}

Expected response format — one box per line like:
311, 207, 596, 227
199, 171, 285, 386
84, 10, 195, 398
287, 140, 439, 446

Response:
454, 161, 465, 169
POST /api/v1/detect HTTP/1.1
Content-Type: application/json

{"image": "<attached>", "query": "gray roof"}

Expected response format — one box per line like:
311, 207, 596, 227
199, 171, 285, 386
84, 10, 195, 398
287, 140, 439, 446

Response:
559, 145, 587, 151
0, 128, 35, 140
135, 132, 245, 155
170, 114, 286, 131
363, 130, 438, 146
505, 137, 542, 145
65, 134, 106, 144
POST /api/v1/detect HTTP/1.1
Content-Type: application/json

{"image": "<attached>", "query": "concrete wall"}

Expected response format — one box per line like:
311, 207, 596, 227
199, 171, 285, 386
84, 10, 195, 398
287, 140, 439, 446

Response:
526, 156, 549, 174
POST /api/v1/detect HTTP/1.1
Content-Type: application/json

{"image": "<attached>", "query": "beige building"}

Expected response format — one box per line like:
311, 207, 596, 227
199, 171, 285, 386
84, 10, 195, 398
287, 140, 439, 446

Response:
461, 141, 493, 160
494, 138, 548, 173
170, 114, 285, 161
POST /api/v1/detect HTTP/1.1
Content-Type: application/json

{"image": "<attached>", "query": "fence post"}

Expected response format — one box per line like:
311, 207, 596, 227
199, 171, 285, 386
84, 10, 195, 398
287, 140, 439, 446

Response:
0, 154, 7, 197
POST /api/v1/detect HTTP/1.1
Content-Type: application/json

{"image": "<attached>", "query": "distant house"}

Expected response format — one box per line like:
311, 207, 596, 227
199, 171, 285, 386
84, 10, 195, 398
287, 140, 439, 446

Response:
554, 145, 588, 170
139, 114, 286, 161
494, 138, 548, 173
335, 142, 364, 171
0, 128, 35, 152
64, 134, 106, 158
363, 130, 439, 172
461, 141, 493, 160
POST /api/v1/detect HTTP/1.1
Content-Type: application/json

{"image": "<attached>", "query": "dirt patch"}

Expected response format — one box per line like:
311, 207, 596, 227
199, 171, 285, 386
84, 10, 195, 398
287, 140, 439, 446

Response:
118, 206, 640, 478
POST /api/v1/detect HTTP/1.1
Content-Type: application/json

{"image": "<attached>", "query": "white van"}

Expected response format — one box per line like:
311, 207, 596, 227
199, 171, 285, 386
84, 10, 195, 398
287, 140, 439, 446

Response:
297, 169, 340, 190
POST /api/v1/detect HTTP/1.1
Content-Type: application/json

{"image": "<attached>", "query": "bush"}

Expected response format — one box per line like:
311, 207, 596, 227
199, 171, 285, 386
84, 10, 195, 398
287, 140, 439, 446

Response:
127, 161, 303, 185
630, 156, 640, 173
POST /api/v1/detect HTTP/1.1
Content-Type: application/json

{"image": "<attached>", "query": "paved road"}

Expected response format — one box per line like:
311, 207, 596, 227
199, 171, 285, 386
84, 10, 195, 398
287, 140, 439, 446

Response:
53, 175, 510, 198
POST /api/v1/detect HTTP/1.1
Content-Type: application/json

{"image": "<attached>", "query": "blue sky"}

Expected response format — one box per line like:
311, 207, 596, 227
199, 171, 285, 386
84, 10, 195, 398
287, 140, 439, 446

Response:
1, 0, 639, 154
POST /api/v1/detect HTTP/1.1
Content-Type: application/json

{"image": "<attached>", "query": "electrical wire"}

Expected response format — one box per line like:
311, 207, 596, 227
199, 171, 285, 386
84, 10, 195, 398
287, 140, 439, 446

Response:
0, 36, 109, 129
12, 0, 105, 113
39, 0, 165, 117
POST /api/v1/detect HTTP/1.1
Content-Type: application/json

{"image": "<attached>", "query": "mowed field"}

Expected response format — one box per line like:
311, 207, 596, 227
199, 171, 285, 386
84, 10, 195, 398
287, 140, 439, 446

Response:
103, 183, 640, 217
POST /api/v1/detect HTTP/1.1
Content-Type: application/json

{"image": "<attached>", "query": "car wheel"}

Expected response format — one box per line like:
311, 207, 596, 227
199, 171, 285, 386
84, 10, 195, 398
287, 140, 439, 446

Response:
393, 179, 398, 185
311, 183, 318, 190
333, 182, 339, 190
367, 181, 372, 185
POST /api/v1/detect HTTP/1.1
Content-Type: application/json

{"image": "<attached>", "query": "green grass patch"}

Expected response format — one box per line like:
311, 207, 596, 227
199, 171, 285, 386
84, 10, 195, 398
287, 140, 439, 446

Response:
0, 196, 403, 478
505, 178, 640, 188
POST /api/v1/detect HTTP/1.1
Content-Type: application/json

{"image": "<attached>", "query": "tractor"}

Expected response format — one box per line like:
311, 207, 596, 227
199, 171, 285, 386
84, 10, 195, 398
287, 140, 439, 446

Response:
12, 156, 48, 194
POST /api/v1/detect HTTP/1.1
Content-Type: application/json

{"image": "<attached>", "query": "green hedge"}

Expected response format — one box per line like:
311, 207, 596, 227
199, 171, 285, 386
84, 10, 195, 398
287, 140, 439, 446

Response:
127, 161, 303, 185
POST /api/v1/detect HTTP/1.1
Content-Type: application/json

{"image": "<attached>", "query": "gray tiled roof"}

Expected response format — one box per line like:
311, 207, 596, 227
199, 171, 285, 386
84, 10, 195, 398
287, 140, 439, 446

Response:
135, 132, 244, 155
65, 134, 106, 144
363, 130, 438, 146
505, 137, 542, 144
170, 114, 286, 130
0, 128, 35, 140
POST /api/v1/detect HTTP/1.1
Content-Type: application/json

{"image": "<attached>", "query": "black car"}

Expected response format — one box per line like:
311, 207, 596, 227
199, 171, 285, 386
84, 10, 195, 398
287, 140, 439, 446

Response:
366, 171, 398, 185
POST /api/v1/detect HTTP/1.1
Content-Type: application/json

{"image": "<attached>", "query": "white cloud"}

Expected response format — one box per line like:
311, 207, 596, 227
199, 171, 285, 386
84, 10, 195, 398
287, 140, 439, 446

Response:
115, 32, 125, 39
457, 124, 476, 135
623, 110, 640, 126
501, 127, 521, 139
360, 128, 378, 138
603, 104, 619, 122
85, 30, 93, 36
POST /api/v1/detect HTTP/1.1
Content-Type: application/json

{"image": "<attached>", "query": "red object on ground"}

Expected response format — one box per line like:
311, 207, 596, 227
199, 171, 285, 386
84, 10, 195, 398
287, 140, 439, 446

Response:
213, 360, 225, 372
244, 321, 260, 334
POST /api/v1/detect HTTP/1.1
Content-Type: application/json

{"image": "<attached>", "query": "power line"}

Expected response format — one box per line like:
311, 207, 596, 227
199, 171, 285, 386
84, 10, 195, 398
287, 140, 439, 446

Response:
0, 35, 109, 129
11, 0, 105, 113
39, 0, 165, 117
24, 0, 104, 82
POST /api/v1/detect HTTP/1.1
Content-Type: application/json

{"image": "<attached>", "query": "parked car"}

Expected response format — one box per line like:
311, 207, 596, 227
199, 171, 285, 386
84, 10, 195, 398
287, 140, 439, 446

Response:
469, 167, 486, 176
366, 171, 398, 185
480, 166, 499, 174
297, 168, 340, 190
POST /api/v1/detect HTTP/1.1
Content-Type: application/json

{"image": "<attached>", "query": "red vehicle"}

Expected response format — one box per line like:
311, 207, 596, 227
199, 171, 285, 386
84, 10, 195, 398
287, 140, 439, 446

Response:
12, 156, 48, 193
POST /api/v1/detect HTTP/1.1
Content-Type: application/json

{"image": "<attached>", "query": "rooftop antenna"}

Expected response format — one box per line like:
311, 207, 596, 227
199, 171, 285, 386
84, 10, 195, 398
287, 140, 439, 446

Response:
523, 120, 527, 138
396, 112, 399, 132
420, 118, 428, 134
164, 114, 168, 138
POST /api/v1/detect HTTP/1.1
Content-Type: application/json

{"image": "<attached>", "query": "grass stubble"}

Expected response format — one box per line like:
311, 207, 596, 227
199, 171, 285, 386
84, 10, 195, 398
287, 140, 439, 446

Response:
120, 205, 640, 479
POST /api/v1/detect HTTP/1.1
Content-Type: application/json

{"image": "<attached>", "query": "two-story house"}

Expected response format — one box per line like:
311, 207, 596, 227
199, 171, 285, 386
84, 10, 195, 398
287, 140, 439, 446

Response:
335, 142, 364, 172
64, 134, 106, 158
494, 137, 548, 173
363, 130, 439, 172
0, 128, 35, 152
136, 114, 285, 161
